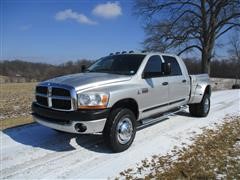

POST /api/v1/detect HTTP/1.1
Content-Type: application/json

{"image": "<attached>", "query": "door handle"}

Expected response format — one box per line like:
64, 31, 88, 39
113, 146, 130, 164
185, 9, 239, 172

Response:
162, 82, 168, 86
141, 88, 148, 94
182, 80, 186, 83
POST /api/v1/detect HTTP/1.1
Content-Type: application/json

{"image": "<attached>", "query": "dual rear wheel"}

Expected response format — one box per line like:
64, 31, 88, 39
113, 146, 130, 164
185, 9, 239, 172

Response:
189, 93, 210, 117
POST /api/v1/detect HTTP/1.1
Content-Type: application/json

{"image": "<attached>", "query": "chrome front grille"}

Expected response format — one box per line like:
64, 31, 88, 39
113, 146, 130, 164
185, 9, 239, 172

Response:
35, 83, 77, 111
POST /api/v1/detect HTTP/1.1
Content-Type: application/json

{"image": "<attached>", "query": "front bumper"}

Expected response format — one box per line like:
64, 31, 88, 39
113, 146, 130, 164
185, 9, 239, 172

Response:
33, 114, 106, 134
32, 102, 109, 134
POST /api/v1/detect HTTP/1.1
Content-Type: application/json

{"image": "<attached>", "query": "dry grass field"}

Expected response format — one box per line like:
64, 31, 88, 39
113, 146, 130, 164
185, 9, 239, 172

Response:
0, 82, 37, 130
120, 116, 240, 179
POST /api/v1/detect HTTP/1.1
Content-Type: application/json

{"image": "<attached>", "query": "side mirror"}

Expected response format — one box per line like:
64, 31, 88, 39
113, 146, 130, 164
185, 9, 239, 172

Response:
81, 65, 86, 72
162, 63, 171, 75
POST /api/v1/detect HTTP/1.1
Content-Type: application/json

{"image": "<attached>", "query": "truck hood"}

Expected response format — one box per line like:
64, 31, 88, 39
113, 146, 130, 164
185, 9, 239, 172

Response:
44, 72, 132, 91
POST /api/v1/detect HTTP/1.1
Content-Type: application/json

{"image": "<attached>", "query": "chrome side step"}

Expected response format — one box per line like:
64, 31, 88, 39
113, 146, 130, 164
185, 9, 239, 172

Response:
137, 115, 168, 130
162, 105, 187, 117
137, 105, 187, 130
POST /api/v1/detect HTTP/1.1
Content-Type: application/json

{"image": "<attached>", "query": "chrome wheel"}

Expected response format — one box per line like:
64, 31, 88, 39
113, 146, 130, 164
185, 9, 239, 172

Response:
203, 97, 210, 114
116, 117, 133, 144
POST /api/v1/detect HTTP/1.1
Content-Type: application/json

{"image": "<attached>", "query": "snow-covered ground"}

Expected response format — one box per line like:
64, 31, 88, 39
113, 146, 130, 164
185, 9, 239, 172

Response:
1, 90, 240, 179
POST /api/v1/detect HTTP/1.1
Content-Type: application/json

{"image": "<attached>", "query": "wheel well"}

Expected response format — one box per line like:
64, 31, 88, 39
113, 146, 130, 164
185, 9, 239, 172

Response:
110, 98, 139, 119
204, 85, 211, 96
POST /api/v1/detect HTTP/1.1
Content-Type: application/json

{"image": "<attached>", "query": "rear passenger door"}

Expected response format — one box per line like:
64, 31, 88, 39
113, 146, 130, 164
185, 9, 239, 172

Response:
162, 55, 189, 107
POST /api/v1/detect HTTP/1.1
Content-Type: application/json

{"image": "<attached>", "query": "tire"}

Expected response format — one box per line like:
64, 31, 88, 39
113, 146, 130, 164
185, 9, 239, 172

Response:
232, 84, 240, 89
103, 108, 136, 153
189, 94, 210, 117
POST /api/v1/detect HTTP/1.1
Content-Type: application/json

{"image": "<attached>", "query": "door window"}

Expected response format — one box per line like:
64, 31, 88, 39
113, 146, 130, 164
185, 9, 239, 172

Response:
144, 55, 162, 77
162, 56, 182, 76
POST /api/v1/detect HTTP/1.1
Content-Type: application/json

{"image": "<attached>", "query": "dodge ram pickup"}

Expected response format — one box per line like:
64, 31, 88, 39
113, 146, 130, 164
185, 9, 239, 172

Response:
32, 51, 211, 152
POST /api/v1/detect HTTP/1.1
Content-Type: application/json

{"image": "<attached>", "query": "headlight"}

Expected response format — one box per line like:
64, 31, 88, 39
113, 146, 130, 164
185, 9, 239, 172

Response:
78, 92, 109, 109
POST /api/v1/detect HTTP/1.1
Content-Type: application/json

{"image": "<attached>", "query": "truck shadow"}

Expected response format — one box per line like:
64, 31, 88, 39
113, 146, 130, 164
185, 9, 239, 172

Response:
2, 123, 112, 153
3, 123, 77, 152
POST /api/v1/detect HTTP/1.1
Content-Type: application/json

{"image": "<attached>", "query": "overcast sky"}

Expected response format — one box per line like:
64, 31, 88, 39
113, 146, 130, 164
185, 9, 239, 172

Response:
1, 0, 232, 64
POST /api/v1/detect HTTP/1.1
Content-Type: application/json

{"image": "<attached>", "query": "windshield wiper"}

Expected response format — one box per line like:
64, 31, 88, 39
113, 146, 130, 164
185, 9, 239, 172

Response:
86, 69, 111, 73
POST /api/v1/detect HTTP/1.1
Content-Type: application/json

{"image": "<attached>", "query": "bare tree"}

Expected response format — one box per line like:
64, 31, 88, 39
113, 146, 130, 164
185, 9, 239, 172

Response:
134, 0, 240, 74
228, 31, 240, 62
228, 31, 240, 80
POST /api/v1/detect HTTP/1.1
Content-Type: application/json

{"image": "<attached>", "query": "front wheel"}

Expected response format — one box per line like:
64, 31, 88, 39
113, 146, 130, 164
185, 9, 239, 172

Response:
189, 94, 210, 117
103, 108, 136, 153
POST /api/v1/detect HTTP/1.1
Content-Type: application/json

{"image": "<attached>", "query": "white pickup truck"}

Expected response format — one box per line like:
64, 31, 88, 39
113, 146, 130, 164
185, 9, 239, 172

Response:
32, 51, 211, 152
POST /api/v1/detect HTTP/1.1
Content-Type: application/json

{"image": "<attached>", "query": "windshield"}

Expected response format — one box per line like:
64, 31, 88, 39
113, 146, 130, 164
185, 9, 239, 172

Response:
87, 54, 146, 75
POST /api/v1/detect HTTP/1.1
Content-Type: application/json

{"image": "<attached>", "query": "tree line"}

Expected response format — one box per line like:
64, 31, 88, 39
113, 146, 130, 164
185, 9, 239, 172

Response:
0, 59, 92, 82
0, 57, 239, 83
184, 58, 240, 79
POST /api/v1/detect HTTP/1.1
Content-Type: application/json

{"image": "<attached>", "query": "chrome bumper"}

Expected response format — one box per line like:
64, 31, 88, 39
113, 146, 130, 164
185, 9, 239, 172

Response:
33, 115, 107, 134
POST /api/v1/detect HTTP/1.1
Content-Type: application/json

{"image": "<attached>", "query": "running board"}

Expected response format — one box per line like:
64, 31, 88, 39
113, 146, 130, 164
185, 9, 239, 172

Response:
137, 105, 187, 130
